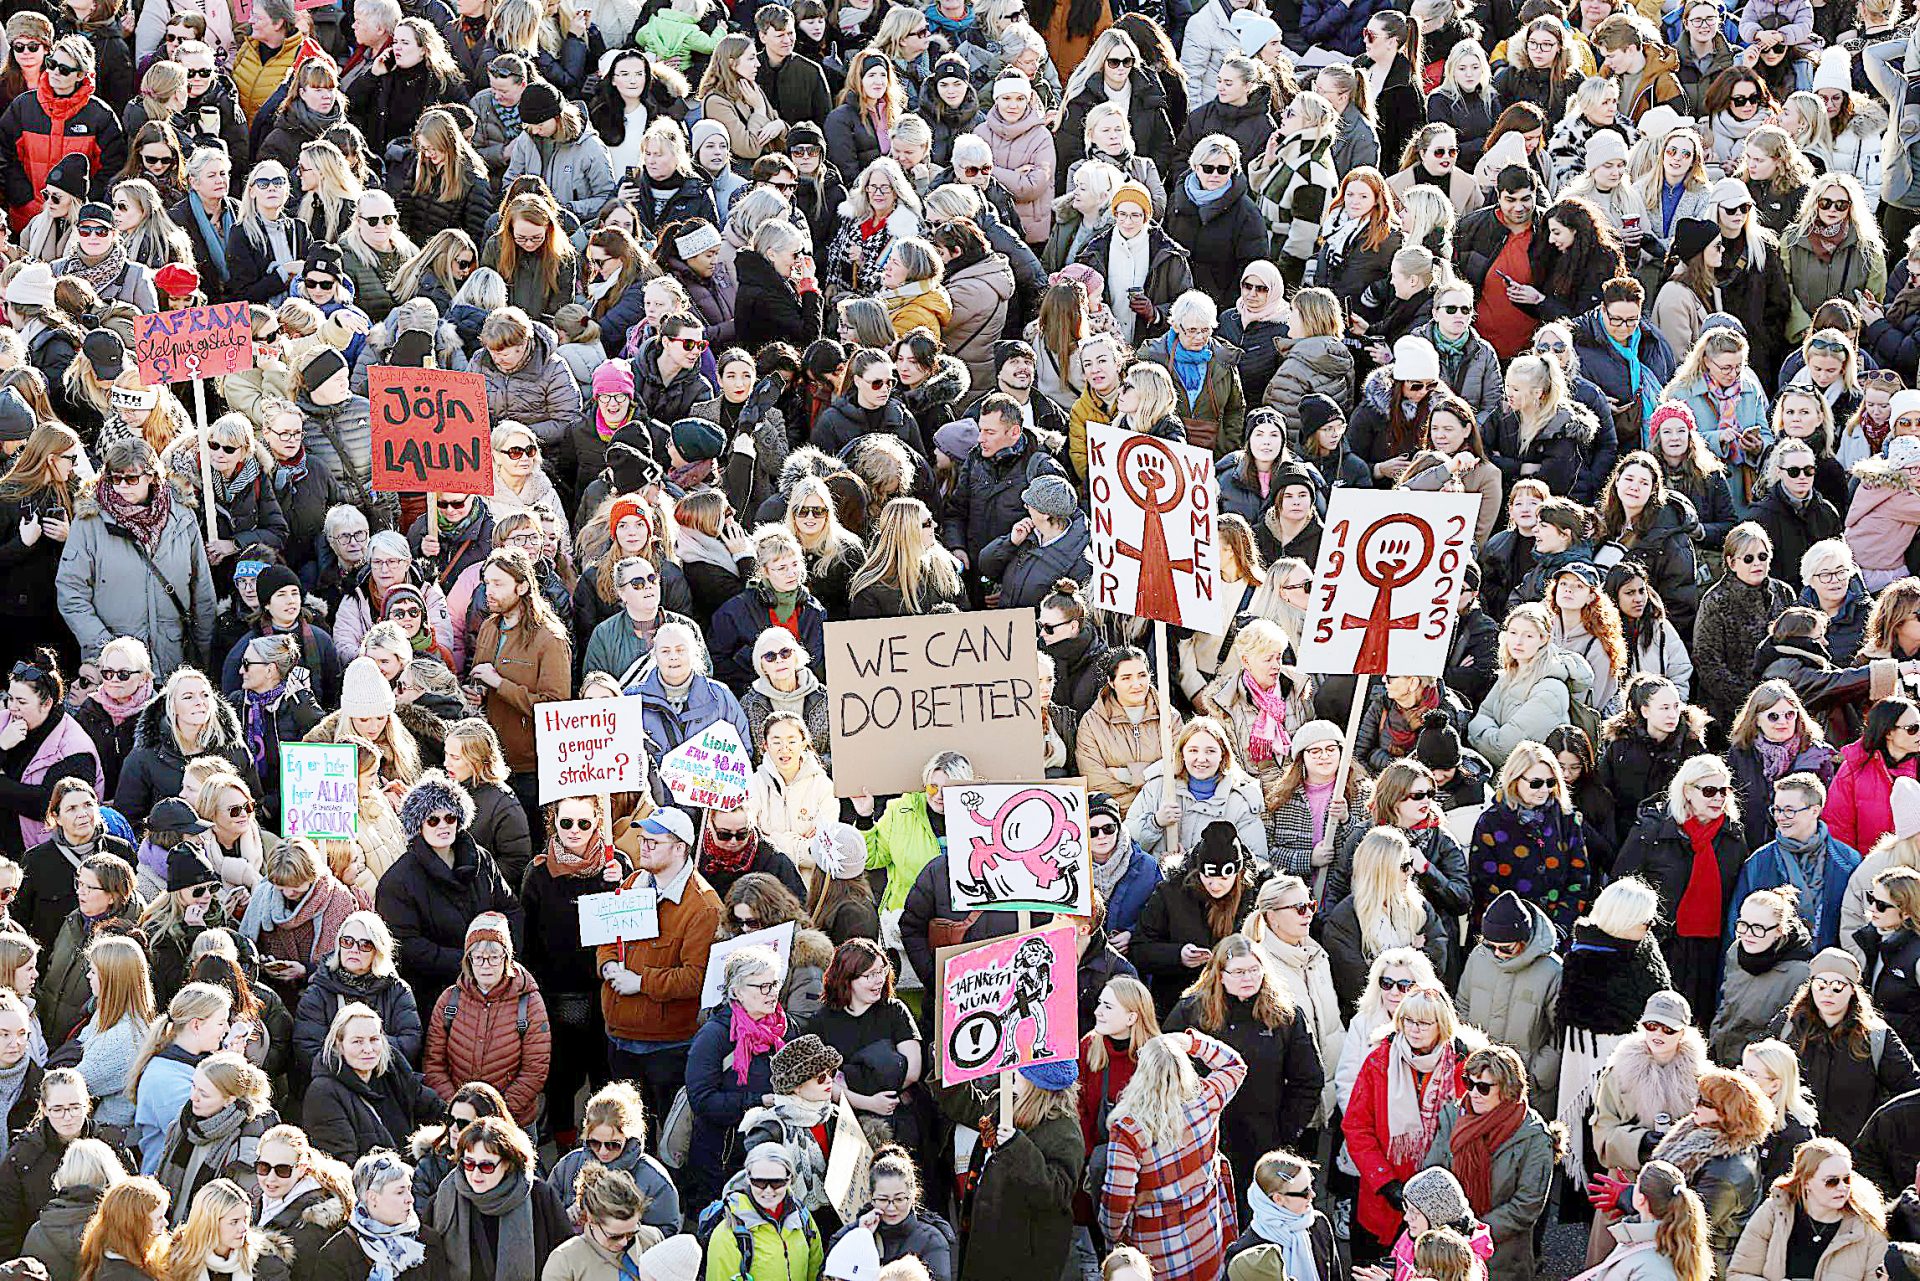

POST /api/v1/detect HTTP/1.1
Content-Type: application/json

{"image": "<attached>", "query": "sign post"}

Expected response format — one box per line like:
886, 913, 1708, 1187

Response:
1296, 490, 1481, 891
131, 302, 255, 545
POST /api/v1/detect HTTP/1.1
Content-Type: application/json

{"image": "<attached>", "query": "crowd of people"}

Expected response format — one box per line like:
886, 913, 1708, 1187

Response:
11, 0, 1920, 1278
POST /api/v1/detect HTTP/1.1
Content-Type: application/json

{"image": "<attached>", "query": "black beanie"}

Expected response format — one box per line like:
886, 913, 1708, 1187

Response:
301, 345, 347, 389
1299, 393, 1344, 439
518, 81, 562, 125
1481, 891, 1532, 946
0, 387, 32, 443
1413, 710, 1461, 770
166, 841, 218, 893
254, 562, 301, 607
1088, 793, 1122, 826
607, 441, 658, 494
389, 328, 435, 368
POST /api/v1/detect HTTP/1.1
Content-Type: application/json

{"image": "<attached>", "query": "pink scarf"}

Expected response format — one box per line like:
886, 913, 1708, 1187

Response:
91, 678, 154, 726
1244, 672, 1292, 764
729, 1000, 789, 1084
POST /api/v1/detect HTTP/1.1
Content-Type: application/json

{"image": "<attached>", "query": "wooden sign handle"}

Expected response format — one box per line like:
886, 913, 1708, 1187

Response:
1154, 620, 1180, 862
1317, 673, 1370, 903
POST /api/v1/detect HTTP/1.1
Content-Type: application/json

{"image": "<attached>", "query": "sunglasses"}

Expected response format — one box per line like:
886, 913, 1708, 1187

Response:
1730, 92, 1761, 106
252, 175, 288, 188
1695, 784, 1729, 798
255, 1161, 299, 1179
109, 472, 148, 487
620, 574, 659, 590
423, 813, 459, 828
1379, 975, 1416, 993
186, 884, 214, 901
1271, 900, 1314, 915
76, 222, 109, 235
1642, 1020, 1678, 1035
957, 164, 989, 177
748, 1176, 790, 1191
338, 936, 375, 952
460, 1157, 503, 1175
1402, 380, 1434, 393
1240, 279, 1271, 293
1780, 464, 1816, 478
141, 151, 173, 165
1405, 789, 1435, 802
46, 60, 78, 75
1736, 551, 1771, 564
500, 444, 539, 460
1818, 196, 1852, 211
555, 817, 596, 832
1518, 774, 1554, 790
1105, 55, 1134, 67
866, 376, 896, 390
1197, 163, 1232, 175
1535, 338, 1570, 353
1870, 893, 1897, 912
1438, 304, 1473, 315
1466, 1079, 1499, 1096
712, 828, 753, 843
585, 1136, 626, 1156
185, 67, 213, 78
9, 40, 40, 53
793, 505, 829, 519
361, 213, 397, 225
225, 800, 256, 819
303, 276, 335, 290
1899, 721, 1920, 734
1428, 145, 1459, 157
673, 337, 708, 352
207, 440, 243, 455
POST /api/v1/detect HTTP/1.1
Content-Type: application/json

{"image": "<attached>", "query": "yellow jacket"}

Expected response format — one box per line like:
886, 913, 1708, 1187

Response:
882, 282, 953, 342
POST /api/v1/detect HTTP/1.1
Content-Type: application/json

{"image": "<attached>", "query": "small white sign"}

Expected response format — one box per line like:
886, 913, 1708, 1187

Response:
537, 698, 650, 802
660, 721, 753, 811
577, 884, 660, 946
701, 921, 797, 1007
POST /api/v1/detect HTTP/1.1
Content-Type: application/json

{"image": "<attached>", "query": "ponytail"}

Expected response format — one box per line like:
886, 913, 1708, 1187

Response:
1640, 1161, 1711, 1281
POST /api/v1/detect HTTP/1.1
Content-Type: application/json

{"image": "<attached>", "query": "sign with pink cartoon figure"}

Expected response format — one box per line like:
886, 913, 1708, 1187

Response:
937, 924, 1078, 1085
943, 781, 1091, 915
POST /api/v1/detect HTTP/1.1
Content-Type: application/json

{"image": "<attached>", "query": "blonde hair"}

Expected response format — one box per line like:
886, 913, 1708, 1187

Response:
1083, 976, 1160, 1071
1742, 1037, 1819, 1131
1667, 753, 1738, 825
130, 984, 231, 1105
1582, 876, 1660, 935
165, 1179, 258, 1281
444, 719, 510, 787
86, 935, 155, 1037
1352, 827, 1429, 957
1497, 741, 1573, 812
1111, 1033, 1203, 1147
52, 1138, 125, 1194
322, 1002, 391, 1074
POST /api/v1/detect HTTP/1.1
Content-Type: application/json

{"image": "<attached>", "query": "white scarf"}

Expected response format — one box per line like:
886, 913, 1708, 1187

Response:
259, 1175, 323, 1229
1108, 231, 1150, 343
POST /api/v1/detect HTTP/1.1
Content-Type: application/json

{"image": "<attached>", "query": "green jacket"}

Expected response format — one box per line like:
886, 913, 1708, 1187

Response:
635, 8, 723, 70
865, 791, 943, 914
703, 1190, 823, 1281
342, 245, 409, 324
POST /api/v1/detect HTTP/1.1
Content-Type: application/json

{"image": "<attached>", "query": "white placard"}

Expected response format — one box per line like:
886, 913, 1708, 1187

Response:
944, 782, 1091, 915
1087, 423, 1228, 634
577, 884, 659, 946
659, 721, 752, 811
537, 698, 650, 802
1296, 490, 1482, 677
701, 921, 797, 1007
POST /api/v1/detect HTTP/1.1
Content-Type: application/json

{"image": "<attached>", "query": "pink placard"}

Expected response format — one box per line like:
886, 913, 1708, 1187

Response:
130, 301, 255, 384
937, 923, 1077, 1085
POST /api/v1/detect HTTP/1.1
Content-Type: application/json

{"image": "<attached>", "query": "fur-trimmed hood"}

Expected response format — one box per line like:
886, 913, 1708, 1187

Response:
1535, 401, 1602, 446
1360, 364, 1400, 415
1603, 1025, 1709, 1130
132, 686, 247, 759
832, 197, 921, 241
789, 926, 834, 973
1650, 1112, 1760, 1176
776, 446, 842, 495
397, 768, 475, 837
903, 353, 971, 417
1853, 456, 1918, 492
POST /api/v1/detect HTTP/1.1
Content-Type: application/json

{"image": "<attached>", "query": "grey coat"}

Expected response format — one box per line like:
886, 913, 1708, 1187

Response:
502, 105, 617, 224
1708, 935, 1813, 1065
1423, 1102, 1558, 1281
1419, 321, 1505, 423
1457, 900, 1564, 1096
349, 308, 469, 395
298, 393, 376, 510
1263, 335, 1355, 437
472, 323, 585, 446
55, 481, 216, 678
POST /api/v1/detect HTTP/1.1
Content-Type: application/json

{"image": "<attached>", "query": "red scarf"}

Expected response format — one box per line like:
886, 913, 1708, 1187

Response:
1383, 686, 1442, 755
701, 824, 758, 877
1676, 814, 1727, 937
1449, 1098, 1526, 1212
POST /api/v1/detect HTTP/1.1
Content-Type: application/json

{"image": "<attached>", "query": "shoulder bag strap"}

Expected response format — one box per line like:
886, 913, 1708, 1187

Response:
105, 525, 198, 647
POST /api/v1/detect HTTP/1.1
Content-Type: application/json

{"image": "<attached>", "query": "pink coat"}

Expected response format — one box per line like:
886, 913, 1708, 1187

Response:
1391, 1221, 1494, 1281
1823, 738, 1919, 857
1844, 459, 1920, 588
971, 105, 1057, 243
4, 709, 103, 850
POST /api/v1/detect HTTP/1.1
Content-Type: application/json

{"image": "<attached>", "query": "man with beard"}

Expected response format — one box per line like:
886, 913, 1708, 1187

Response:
965, 340, 1068, 441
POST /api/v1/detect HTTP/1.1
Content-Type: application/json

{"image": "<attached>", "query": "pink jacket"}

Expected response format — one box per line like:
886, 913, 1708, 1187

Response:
1391, 1221, 1494, 1281
971, 105, 1057, 243
4, 709, 103, 850
1823, 738, 1919, 857
1844, 459, 1920, 587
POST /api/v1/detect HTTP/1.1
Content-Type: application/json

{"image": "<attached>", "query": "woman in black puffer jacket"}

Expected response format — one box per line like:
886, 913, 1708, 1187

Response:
1859, 866, 1920, 1055
391, 109, 493, 245
301, 1002, 442, 1167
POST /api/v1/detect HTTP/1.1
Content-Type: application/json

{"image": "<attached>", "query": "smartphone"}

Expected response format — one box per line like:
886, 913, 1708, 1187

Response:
1494, 269, 1514, 284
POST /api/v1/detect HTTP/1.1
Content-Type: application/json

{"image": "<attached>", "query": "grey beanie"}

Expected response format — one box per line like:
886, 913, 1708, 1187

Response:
1403, 1167, 1473, 1230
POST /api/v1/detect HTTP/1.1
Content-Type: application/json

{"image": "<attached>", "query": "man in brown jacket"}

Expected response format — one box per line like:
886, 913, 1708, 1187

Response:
597, 807, 723, 1139
468, 546, 573, 840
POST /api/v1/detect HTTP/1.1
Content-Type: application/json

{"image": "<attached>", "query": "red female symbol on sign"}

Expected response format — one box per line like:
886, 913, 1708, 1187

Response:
1342, 513, 1436, 674
1112, 435, 1192, 624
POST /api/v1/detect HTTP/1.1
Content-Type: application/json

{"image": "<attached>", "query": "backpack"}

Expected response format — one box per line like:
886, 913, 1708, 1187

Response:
696, 1194, 821, 1281
1564, 682, 1603, 743
440, 987, 532, 1036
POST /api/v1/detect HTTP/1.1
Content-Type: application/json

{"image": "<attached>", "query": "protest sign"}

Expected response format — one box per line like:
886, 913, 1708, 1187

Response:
937, 924, 1077, 1085
131, 302, 254, 384
701, 921, 797, 1007
280, 742, 359, 841
368, 367, 493, 496
824, 1098, 874, 1222
577, 884, 659, 946
1086, 423, 1227, 634
660, 723, 752, 810
536, 699, 648, 802
825, 610, 1045, 797
944, 781, 1091, 915
1296, 490, 1482, 677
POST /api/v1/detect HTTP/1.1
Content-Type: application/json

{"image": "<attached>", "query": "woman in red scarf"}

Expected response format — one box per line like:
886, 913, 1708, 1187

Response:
1423, 1044, 1560, 1281
1615, 753, 1747, 1024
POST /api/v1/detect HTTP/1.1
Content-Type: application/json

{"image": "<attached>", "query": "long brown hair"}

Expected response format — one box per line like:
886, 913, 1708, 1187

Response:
0, 421, 80, 509
1180, 934, 1293, 1033
78, 1178, 170, 1281
493, 192, 574, 302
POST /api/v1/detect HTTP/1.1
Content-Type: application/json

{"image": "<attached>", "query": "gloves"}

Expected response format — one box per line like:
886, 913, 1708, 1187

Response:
602, 963, 643, 996
1639, 1131, 1659, 1163
1379, 1181, 1404, 1211
1587, 1171, 1631, 1219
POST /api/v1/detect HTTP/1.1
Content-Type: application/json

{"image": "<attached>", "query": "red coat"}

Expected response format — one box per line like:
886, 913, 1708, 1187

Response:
0, 75, 124, 229
1823, 739, 1919, 857
1343, 1034, 1471, 1247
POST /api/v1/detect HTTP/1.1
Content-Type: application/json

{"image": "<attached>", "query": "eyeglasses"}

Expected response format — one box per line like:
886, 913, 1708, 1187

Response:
555, 817, 595, 832
712, 827, 753, 844
741, 979, 781, 996
461, 1157, 503, 1175
255, 1161, 299, 1179
500, 444, 539, 460
1379, 975, 1416, 993
1734, 919, 1778, 936
337, 936, 375, 952
1604, 310, 1642, 326
1780, 464, 1816, 478
1642, 1020, 1678, 1035
1466, 1078, 1500, 1096
423, 813, 459, 829
1818, 196, 1852, 212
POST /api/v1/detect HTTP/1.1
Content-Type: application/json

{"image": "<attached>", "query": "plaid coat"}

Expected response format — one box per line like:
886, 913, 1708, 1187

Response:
1098, 1032, 1248, 1281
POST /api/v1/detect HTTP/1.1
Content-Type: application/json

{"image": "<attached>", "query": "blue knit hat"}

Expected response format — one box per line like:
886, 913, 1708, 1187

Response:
1019, 1059, 1078, 1090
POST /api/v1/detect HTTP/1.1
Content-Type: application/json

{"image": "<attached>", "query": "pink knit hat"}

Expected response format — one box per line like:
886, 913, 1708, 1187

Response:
1647, 401, 1697, 438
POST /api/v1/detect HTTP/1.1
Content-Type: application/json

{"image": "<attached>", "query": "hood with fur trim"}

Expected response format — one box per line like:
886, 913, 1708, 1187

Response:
132, 684, 247, 760
777, 446, 843, 495
1534, 401, 1602, 446
789, 927, 835, 974
398, 768, 475, 837
1853, 456, 1918, 491
1360, 364, 1399, 415
1603, 1024, 1709, 1130
902, 354, 970, 418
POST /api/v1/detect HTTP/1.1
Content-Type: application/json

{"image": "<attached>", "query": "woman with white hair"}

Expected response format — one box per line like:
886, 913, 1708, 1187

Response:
1801, 538, 1871, 664
313, 1148, 427, 1281
1139, 290, 1246, 454
1044, 159, 1123, 274
1615, 754, 1747, 1018
330, 530, 454, 662
825, 157, 921, 299
683, 945, 787, 1212
223, 160, 312, 306
290, 909, 424, 1070
1075, 101, 1169, 217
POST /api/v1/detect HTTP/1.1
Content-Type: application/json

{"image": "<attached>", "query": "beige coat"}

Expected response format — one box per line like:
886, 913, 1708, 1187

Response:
1255, 930, 1347, 1122
972, 104, 1057, 243
1589, 1027, 1709, 1171
702, 84, 785, 162
1386, 165, 1484, 217
1074, 687, 1174, 811
1728, 1191, 1887, 1281
748, 758, 837, 885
